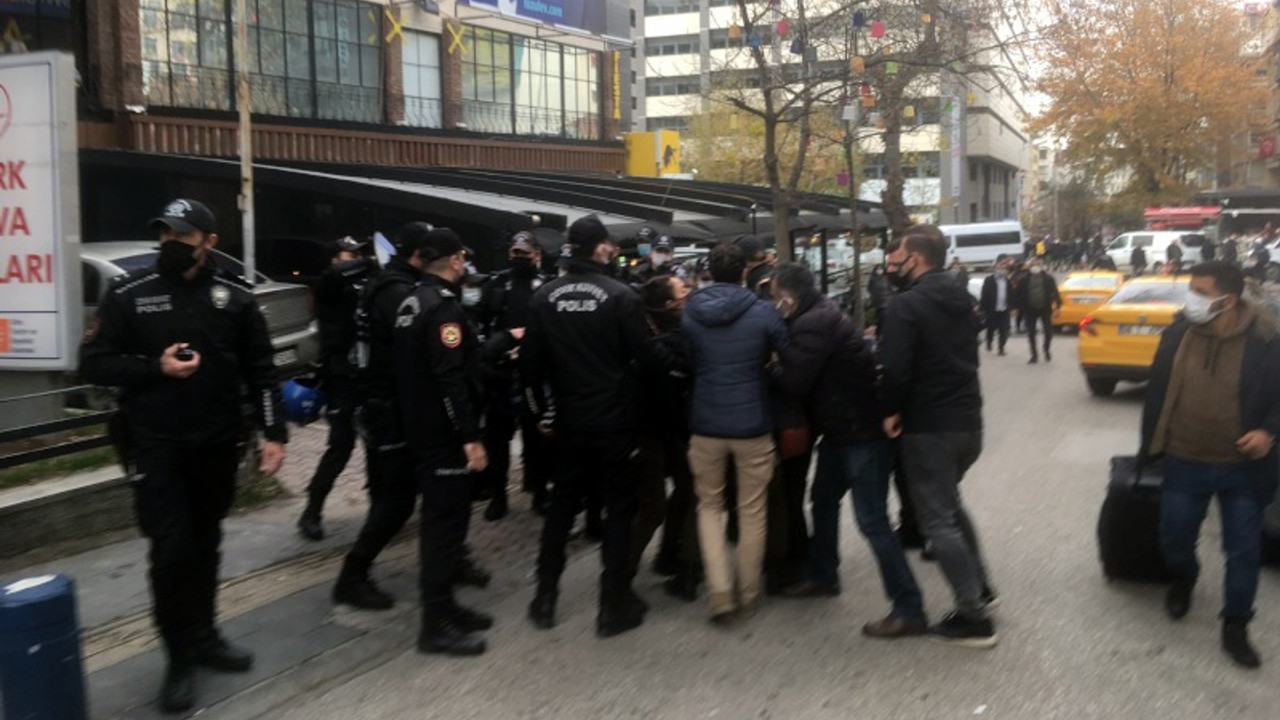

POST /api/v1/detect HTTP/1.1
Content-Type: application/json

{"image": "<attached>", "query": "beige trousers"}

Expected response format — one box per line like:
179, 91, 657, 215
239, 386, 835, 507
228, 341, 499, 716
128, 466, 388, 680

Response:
688, 433, 776, 609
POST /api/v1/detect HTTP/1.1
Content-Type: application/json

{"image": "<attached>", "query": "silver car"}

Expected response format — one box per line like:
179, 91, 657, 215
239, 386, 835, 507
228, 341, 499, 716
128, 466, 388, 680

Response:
80, 242, 319, 378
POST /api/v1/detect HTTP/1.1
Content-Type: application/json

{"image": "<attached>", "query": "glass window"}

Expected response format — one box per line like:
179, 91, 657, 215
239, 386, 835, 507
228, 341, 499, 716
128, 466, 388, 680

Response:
1108, 281, 1189, 306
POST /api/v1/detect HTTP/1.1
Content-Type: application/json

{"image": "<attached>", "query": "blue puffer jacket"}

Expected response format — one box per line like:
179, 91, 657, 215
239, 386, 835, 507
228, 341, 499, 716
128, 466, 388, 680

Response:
683, 283, 790, 438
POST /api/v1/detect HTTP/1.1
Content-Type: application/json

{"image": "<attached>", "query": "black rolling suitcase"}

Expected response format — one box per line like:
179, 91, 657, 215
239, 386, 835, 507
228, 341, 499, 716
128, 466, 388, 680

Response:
1097, 455, 1172, 583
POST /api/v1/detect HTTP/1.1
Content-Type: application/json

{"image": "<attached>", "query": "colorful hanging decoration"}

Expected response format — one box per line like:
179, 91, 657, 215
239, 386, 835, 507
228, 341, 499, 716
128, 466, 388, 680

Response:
748, 31, 761, 50
850, 56, 865, 74
861, 95, 876, 108
859, 82, 871, 96
777, 19, 790, 37
837, 171, 851, 188
729, 23, 741, 41
841, 104, 858, 122
944, 98, 954, 113
804, 46, 817, 62
904, 104, 915, 119
852, 11, 866, 28
949, 60, 965, 72
868, 111, 881, 124
967, 90, 976, 104
871, 21, 885, 38
885, 61, 898, 75
921, 13, 932, 24
789, 37, 804, 55
876, 116, 886, 130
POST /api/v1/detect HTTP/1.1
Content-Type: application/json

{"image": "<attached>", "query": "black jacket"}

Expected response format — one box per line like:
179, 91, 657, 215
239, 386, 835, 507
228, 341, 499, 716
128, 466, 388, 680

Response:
479, 268, 547, 335
638, 309, 691, 440
880, 270, 983, 433
393, 275, 485, 451
1140, 309, 1280, 501
80, 263, 287, 448
1013, 271, 1061, 313
355, 257, 420, 403
775, 293, 882, 445
979, 273, 1013, 313
314, 257, 377, 375
522, 258, 680, 434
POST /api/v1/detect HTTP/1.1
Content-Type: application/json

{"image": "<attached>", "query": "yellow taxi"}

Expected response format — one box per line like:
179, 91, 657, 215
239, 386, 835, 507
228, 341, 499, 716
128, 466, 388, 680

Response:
1077, 275, 1190, 396
1056, 271, 1124, 329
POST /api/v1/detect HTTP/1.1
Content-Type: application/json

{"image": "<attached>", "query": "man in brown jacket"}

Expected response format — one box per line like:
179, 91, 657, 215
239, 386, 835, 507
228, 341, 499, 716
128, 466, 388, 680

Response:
1141, 261, 1280, 669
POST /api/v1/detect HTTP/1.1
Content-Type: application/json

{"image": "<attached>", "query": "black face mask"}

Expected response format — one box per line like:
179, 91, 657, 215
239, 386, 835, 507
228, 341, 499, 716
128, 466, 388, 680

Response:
510, 256, 537, 278
158, 240, 200, 277
887, 257, 916, 291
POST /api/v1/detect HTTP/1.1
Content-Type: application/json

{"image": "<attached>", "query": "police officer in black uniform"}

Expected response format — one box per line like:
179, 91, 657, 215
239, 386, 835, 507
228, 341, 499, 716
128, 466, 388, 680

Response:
477, 231, 549, 520
333, 224, 493, 612
80, 199, 287, 713
630, 234, 679, 284
393, 228, 494, 656
298, 236, 377, 540
524, 215, 682, 638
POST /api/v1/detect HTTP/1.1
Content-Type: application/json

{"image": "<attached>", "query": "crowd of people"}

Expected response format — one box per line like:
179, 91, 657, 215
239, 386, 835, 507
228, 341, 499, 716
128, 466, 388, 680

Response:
80, 199, 1280, 713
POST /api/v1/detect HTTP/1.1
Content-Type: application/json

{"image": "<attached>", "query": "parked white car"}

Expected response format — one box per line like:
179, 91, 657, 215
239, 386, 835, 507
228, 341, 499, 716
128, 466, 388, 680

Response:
1105, 231, 1206, 274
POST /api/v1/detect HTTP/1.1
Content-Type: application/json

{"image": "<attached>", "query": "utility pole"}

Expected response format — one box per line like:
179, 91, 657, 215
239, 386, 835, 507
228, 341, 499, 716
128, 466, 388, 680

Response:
236, 0, 256, 284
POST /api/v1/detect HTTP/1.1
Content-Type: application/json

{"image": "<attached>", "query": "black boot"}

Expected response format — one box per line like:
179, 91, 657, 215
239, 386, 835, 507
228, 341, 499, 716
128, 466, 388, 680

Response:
449, 599, 495, 632
418, 606, 486, 656
159, 662, 195, 714
1223, 620, 1261, 668
333, 574, 395, 611
597, 588, 646, 638
663, 567, 700, 602
452, 555, 492, 589
297, 511, 324, 541
528, 585, 558, 630
484, 492, 509, 521
192, 634, 253, 673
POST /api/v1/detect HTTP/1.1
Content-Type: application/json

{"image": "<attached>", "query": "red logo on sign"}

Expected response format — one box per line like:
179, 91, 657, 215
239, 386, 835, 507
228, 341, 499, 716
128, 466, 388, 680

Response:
0, 84, 10, 139
1261, 136, 1276, 159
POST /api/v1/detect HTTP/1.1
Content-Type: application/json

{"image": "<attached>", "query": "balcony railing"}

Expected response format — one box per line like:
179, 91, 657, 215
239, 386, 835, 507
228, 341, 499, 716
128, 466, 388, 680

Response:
82, 114, 625, 173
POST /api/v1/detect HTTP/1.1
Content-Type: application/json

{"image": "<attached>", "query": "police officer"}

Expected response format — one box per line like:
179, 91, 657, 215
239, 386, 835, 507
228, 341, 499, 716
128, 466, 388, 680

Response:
298, 236, 377, 540
477, 231, 549, 520
393, 228, 493, 656
80, 199, 287, 713
631, 234, 679, 284
524, 215, 682, 638
333, 224, 493, 611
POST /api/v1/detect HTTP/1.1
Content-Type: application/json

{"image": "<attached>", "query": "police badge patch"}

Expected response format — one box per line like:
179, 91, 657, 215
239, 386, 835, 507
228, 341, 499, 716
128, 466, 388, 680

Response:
211, 285, 231, 309
440, 323, 462, 349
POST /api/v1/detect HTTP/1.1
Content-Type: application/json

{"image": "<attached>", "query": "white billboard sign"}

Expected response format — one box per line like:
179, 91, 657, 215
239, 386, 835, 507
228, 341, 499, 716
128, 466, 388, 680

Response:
0, 51, 80, 370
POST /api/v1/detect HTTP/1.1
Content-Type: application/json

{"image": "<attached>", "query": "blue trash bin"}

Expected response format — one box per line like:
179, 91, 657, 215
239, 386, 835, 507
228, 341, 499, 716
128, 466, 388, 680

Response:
0, 574, 87, 720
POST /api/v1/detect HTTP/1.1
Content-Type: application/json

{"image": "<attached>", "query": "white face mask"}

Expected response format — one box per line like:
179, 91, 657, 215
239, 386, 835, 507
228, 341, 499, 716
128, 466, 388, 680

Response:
1183, 292, 1227, 325
651, 252, 671, 268
1029, 266, 1043, 274
462, 287, 483, 307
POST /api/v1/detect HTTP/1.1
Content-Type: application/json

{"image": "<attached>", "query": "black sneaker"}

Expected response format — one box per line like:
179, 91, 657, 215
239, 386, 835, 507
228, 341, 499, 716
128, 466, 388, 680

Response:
452, 557, 491, 589
1223, 621, 1261, 669
528, 588, 557, 630
418, 614, 486, 657
333, 578, 395, 610
449, 600, 494, 632
191, 637, 253, 673
928, 612, 998, 649
1165, 581, 1193, 620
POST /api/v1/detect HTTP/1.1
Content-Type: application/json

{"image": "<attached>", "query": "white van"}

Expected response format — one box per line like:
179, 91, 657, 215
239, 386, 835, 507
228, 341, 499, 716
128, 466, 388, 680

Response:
938, 221, 1026, 268
1105, 231, 1206, 273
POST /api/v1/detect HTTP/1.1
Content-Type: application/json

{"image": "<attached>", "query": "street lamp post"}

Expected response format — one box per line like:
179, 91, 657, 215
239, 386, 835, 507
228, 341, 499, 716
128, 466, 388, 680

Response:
236, 0, 256, 284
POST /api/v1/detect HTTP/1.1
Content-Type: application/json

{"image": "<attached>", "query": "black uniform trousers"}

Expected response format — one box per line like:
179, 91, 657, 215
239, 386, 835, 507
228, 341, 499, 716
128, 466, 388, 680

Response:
303, 372, 359, 519
342, 443, 417, 579
484, 387, 550, 500
537, 431, 640, 599
131, 441, 239, 661
415, 445, 474, 609
630, 434, 696, 573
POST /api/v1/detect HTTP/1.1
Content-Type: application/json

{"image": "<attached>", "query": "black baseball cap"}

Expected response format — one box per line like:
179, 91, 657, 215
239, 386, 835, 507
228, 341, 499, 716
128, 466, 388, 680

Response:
333, 236, 368, 256
510, 231, 538, 252
394, 221, 435, 254
420, 228, 466, 263
566, 215, 611, 256
732, 234, 764, 259
653, 236, 674, 251
149, 199, 217, 235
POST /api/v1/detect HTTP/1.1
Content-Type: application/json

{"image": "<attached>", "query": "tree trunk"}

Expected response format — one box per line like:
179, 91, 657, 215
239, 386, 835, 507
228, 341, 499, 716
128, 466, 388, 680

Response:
880, 83, 911, 236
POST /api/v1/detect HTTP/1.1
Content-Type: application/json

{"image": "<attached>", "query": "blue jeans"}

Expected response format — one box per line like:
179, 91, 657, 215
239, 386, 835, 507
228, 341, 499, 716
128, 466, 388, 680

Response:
809, 439, 925, 622
1160, 456, 1264, 623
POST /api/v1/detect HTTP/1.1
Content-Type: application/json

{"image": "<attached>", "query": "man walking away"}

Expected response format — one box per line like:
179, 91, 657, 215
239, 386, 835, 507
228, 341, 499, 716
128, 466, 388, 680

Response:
881, 224, 998, 649
1141, 261, 1280, 668
298, 237, 377, 540
523, 216, 681, 638
683, 243, 789, 624
1014, 257, 1062, 363
979, 254, 1013, 356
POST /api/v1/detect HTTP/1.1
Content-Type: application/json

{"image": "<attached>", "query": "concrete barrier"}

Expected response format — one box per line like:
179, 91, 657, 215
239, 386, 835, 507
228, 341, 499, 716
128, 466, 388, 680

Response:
0, 468, 134, 561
